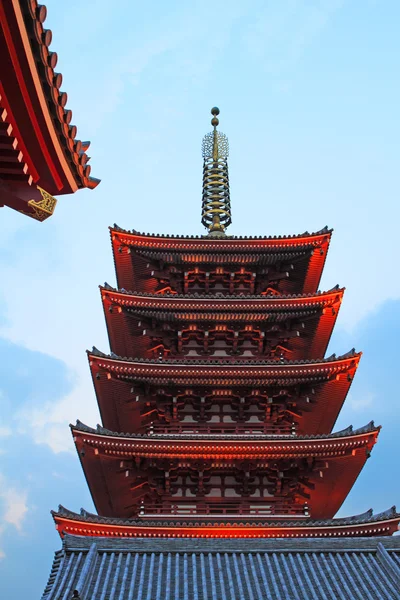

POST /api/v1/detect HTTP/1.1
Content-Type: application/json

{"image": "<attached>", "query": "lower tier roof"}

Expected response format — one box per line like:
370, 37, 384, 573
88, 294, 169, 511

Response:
53, 505, 400, 539
72, 422, 379, 520
42, 532, 400, 600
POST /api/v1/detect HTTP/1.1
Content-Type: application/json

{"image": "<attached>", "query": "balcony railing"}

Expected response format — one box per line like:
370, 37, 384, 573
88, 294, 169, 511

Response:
149, 422, 296, 436
138, 500, 309, 518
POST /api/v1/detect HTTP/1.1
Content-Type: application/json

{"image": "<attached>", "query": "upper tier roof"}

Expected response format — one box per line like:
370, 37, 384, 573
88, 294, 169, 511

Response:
100, 284, 344, 361
112, 225, 332, 243
0, 1, 99, 220
110, 226, 332, 295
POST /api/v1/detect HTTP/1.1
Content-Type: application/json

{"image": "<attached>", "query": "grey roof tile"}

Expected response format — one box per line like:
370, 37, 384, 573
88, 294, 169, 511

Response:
42, 535, 400, 600
71, 419, 378, 441
54, 505, 400, 529
110, 225, 332, 241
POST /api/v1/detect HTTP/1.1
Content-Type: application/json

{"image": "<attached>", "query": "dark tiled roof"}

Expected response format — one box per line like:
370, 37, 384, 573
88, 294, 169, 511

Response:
101, 283, 344, 301
42, 533, 400, 600
54, 505, 400, 529
72, 419, 378, 441
111, 225, 332, 241
89, 346, 359, 365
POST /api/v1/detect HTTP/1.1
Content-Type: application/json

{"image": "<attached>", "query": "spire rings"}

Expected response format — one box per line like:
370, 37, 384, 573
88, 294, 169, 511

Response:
201, 108, 231, 235
201, 158, 231, 231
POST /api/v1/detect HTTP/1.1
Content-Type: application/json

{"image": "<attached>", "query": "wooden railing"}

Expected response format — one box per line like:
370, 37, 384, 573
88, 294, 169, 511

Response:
149, 422, 296, 435
139, 500, 308, 518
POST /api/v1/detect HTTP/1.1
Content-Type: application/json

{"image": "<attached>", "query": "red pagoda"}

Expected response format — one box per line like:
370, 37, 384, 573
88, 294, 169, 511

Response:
0, 0, 99, 221
43, 109, 400, 600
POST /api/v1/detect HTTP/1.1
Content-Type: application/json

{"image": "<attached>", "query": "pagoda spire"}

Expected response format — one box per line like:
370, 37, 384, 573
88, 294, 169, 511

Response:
201, 107, 232, 236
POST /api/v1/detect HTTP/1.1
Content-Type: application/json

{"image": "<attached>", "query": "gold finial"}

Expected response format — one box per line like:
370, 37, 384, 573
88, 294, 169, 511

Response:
201, 107, 231, 236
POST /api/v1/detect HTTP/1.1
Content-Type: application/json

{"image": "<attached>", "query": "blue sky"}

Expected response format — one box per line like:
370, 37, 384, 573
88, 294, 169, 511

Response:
1, 0, 400, 596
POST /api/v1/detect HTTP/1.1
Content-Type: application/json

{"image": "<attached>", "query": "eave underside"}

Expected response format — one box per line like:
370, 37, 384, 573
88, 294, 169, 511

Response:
42, 533, 400, 600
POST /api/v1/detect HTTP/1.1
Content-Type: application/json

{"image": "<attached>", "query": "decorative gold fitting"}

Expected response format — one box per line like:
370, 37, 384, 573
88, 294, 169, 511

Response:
27, 186, 57, 221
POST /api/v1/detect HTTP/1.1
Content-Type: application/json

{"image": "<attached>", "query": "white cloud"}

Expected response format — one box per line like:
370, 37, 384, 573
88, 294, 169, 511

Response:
1, 489, 28, 531
0, 473, 29, 558
15, 378, 100, 454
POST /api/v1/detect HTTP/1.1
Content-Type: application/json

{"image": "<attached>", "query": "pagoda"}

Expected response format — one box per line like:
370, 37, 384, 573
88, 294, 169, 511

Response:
0, 0, 99, 221
43, 109, 400, 599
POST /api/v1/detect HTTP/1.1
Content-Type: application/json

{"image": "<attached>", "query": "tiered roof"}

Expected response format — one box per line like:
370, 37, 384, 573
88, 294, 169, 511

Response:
43, 106, 399, 600
42, 533, 400, 600
0, 0, 99, 220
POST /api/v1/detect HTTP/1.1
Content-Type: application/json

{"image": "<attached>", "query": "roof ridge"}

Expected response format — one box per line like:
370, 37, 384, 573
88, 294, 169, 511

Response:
88, 346, 361, 366
52, 504, 399, 528
70, 420, 379, 440
110, 225, 333, 240
99, 284, 345, 301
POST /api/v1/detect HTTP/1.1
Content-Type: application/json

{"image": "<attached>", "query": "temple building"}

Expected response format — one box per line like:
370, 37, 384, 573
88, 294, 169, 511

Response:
0, 0, 99, 221
42, 109, 400, 599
